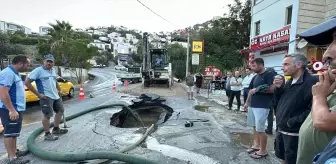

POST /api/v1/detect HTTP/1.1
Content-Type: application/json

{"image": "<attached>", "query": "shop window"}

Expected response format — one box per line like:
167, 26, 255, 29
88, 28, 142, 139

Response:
255, 21, 260, 36
307, 46, 325, 61
285, 6, 293, 25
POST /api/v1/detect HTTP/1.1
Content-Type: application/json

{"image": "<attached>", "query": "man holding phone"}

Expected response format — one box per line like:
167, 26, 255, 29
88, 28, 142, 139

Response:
0, 55, 30, 164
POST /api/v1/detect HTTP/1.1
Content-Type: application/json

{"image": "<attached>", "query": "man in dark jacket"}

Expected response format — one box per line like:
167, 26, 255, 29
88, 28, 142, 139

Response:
265, 67, 285, 135
194, 73, 203, 94
273, 53, 318, 164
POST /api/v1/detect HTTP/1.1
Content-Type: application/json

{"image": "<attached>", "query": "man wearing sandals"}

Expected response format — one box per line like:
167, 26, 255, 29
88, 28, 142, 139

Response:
273, 54, 317, 164
244, 58, 276, 159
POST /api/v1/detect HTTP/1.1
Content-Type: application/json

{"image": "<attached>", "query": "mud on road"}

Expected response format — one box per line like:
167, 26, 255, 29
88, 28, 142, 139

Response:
121, 83, 187, 97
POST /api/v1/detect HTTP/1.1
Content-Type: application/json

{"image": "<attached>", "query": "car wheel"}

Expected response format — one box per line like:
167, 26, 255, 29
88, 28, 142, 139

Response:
68, 88, 74, 98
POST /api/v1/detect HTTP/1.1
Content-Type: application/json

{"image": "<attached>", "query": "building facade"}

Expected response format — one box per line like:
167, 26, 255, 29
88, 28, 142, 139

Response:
246, 0, 336, 74
39, 26, 52, 35
0, 21, 32, 34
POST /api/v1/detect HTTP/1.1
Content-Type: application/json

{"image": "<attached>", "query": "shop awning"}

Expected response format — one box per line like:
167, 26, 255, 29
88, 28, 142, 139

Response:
299, 17, 336, 46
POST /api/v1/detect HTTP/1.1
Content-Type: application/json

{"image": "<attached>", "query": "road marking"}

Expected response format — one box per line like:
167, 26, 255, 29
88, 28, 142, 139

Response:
97, 98, 116, 106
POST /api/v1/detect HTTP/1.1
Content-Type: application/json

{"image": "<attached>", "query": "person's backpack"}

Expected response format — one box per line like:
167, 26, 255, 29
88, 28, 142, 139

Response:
313, 136, 336, 164
186, 75, 194, 86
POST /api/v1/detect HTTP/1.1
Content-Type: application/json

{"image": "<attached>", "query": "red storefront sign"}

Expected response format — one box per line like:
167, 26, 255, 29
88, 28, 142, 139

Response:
250, 25, 291, 51
204, 66, 222, 76
248, 53, 255, 67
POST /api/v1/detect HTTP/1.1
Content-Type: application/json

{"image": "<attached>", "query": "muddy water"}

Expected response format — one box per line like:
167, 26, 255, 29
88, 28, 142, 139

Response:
115, 107, 165, 128
230, 132, 254, 148
194, 105, 210, 112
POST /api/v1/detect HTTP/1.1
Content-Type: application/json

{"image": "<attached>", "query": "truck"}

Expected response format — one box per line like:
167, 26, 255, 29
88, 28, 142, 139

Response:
117, 66, 142, 84
141, 32, 173, 89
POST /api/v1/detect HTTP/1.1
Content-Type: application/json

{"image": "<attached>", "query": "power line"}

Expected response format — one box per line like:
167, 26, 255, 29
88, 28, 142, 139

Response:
136, 0, 179, 28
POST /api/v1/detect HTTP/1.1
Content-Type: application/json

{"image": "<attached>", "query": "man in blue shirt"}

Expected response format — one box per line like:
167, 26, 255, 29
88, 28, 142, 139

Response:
155, 55, 162, 67
244, 58, 276, 159
0, 55, 30, 164
25, 54, 68, 141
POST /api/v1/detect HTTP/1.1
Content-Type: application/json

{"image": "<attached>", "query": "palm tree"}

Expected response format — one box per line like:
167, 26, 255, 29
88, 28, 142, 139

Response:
48, 20, 73, 50
48, 20, 73, 76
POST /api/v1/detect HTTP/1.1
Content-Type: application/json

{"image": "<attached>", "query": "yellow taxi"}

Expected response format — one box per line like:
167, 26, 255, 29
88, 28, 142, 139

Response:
20, 72, 75, 103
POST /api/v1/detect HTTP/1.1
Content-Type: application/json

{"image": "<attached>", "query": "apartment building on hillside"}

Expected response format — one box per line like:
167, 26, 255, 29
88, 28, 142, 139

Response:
242, 0, 336, 74
0, 20, 32, 34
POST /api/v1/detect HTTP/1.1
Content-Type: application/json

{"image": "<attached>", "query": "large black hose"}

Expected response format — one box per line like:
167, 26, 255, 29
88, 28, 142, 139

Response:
27, 104, 159, 164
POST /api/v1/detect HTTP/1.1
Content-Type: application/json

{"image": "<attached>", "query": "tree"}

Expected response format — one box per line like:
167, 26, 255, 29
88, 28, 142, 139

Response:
0, 32, 25, 69
48, 20, 73, 69
198, 0, 251, 71
66, 39, 98, 83
167, 43, 187, 79
95, 51, 112, 66
41, 20, 99, 81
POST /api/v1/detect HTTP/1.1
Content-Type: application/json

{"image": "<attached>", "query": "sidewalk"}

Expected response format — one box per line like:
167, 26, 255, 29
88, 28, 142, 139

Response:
197, 89, 245, 111
196, 88, 277, 131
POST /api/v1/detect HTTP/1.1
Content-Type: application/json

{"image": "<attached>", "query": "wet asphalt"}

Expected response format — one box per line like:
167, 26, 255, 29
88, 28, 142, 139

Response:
0, 67, 281, 164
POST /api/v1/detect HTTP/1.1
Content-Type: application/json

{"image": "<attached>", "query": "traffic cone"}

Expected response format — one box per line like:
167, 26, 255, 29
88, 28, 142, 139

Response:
112, 82, 116, 91
124, 80, 129, 88
79, 84, 85, 99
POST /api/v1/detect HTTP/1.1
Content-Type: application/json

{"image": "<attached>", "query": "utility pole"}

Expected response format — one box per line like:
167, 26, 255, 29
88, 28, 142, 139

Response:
185, 30, 190, 77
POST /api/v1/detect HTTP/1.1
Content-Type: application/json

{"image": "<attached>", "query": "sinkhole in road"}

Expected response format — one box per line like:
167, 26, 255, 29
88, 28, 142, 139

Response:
110, 94, 174, 128
110, 106, 165, 128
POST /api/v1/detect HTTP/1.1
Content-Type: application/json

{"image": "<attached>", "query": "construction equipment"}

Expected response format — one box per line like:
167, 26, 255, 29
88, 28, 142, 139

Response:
118, 66, 142, 84
141, 32, 173, 89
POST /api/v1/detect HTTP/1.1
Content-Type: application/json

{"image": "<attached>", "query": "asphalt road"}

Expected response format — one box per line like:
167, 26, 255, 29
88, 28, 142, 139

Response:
0, 66, 281, 164
0, 66, 138, 160
21, 66, 132, 126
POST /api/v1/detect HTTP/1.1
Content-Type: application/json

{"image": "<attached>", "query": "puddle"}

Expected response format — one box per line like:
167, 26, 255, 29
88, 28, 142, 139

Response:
194, 105, 210, 112
230, 132, 254, 148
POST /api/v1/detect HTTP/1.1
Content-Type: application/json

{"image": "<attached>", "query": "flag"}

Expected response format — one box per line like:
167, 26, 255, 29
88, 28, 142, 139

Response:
179, 29, 185, 35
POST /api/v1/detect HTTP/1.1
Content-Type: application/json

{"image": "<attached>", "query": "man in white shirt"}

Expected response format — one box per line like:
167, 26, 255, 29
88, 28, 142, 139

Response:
242, 68, 255, 105
229, 71, 243, 111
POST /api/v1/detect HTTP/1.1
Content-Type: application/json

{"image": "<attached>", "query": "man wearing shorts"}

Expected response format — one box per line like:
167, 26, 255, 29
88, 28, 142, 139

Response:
25, 54, 68, 141
185, 72, 195, 100
0, 55, 30, 164
244, 58, 276, 159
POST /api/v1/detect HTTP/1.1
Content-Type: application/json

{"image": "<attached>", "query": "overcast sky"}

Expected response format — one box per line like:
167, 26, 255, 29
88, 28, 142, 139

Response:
1, 0, 234, 33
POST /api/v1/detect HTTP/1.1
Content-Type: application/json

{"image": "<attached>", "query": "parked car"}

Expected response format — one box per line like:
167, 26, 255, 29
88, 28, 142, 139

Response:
20, 73, 75, 103
114, 65, 127, 71
92, 64, 106, 68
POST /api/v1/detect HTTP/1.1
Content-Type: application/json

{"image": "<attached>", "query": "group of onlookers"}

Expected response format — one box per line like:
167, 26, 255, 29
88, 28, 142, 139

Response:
224, 68, 256, 111
242, 52, 336, 163
185, 49, 336, 163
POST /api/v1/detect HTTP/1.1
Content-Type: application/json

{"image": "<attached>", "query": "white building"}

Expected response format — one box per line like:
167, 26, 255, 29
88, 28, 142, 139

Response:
108, 32, 120, 38
0, 21, 32, 34
39, 26, 52, 35
170, 41, 188, 48
88, 41, 111, 51
244, 0, 335, 74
